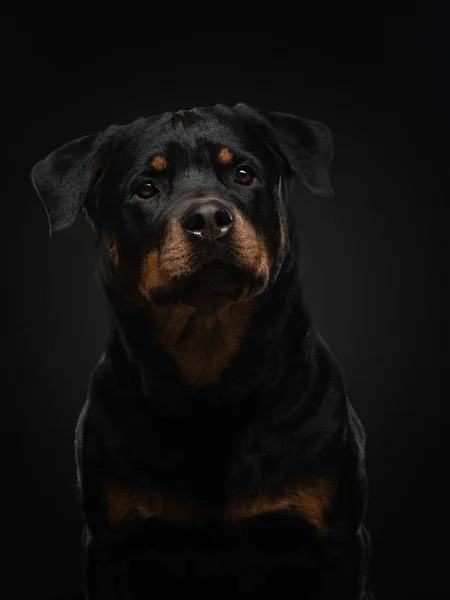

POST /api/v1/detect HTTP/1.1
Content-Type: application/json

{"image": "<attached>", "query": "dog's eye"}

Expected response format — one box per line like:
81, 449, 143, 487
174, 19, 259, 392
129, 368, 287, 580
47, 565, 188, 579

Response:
235, 166, 256, 185
136, 182, 158, 199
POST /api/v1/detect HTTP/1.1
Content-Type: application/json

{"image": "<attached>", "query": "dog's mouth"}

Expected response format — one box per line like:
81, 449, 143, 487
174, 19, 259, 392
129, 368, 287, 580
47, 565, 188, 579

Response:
137, 208, 272, 311
149, 259, 265, 312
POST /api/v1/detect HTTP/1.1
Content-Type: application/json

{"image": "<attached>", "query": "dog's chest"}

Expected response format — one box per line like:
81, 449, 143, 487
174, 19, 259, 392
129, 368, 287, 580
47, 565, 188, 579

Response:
102, 417, 334, 534
103, 410, 238, 524
104, 448, 232, 527
103, 470, 333, 534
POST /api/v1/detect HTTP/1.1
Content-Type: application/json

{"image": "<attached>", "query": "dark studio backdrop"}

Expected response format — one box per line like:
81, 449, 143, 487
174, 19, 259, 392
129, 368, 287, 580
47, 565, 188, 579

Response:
3, 8, 449, 599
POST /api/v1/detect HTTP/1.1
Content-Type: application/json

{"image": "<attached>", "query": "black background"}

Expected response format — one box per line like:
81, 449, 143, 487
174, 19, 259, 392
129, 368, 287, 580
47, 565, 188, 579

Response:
4, 7, 449, 599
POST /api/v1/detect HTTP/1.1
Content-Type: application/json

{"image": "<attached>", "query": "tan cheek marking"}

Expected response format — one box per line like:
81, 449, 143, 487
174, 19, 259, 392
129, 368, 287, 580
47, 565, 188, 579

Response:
139, 250, 172, 296
109, 239, 119, 266
218, 147, 233, 165
139, 219, 193, 296
225, 477, 334, 534
159, 218, 193, 279
233, 211, 271, 285
279, 215, 286, 252
151, 155, 167, 171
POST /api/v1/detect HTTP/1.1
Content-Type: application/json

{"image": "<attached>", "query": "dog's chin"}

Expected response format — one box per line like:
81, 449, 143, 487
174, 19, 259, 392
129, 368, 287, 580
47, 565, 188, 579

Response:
149, 260, 264, 313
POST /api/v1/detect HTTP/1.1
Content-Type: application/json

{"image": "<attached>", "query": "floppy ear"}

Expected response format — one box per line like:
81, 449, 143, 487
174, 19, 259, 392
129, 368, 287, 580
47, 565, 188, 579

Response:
235, 104, 334, 198
30, 130, 111, 235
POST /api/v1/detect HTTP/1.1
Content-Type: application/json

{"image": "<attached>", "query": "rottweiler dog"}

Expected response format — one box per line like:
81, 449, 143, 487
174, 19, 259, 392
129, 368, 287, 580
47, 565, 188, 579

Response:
31, 104, 374, 599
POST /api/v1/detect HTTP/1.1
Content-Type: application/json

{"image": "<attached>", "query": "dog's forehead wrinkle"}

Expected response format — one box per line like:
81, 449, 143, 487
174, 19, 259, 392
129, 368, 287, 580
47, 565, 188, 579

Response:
170, 108, 207, 128
172, 168, 220, 195
139, 111, 244, 151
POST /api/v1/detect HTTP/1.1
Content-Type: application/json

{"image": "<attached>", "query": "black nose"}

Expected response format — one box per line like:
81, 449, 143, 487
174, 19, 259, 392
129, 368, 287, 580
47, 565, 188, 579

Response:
182, 201, 234, 242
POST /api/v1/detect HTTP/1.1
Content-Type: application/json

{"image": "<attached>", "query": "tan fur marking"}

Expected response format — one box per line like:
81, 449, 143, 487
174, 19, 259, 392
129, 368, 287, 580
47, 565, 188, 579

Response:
225, 477, 334, 533
279, 215, 286, 252
159, 218, 193, 279
233, 211, 271, 289
151, 155, 167, 171
139, 250, 172, 296
150, 299, 255, 387
139, 219, 193, 296
109, 238, 119, 266
142, 213, 264, 385
218, 147, 233, 165
104, 483, 158, 526
104, 482, 199, 527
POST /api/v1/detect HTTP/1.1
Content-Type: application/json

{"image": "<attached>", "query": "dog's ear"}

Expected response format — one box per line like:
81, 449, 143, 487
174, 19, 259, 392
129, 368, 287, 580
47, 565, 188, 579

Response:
235, 104, 334, 198
30, 127, 117, 235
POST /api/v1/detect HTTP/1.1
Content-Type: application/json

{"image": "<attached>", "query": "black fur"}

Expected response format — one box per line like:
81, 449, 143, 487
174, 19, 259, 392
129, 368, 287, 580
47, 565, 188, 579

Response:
31, 104, 374, 599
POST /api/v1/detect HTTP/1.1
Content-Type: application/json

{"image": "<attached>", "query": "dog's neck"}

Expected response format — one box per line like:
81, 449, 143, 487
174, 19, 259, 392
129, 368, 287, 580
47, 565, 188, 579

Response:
102, 252, 310, 411
148, 299, 256, 388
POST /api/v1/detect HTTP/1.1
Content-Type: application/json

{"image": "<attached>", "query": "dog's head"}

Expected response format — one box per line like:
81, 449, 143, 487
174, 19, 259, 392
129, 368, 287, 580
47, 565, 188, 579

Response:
31, 104, 333, 312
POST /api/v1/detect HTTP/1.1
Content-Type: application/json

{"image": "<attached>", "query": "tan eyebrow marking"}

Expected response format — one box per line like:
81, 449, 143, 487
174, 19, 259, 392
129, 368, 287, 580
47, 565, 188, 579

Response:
151, 155, 167, 171
218, 147, 233, 165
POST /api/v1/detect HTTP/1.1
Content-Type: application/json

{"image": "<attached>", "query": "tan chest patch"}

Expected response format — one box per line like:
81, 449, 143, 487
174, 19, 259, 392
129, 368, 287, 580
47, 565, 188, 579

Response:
105, 476, 334, 533
150, 300, 255, 387
104, 481, 199, 527
225, 477, 334, 533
